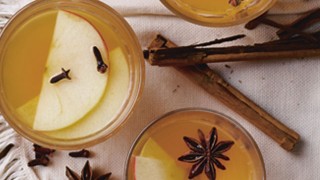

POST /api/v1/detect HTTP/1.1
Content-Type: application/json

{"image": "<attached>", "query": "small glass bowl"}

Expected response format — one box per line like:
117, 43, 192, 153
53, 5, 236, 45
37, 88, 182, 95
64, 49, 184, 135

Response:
160, 0, 277, 27
125, 108, 265, 179
0, 0, 144, 150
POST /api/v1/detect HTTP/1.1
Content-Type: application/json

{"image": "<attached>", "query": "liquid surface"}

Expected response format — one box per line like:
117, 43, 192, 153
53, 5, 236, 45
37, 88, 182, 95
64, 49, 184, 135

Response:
2, 9, 130, 139
161, 0, 274, 26
128, 111, 264, 180
179, 0, 254, 15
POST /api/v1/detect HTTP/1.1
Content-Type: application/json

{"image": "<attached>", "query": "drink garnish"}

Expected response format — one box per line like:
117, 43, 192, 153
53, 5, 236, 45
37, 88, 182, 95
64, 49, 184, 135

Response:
178, 127, 234, 180
33, 144, 55, 158
28, 144, 55, 167
50, 68, 71, 84
66, 166, 80, 179
28, 156, 50, 167
93, 46, 108, 74
66, 160, 112, 180
69, 149, 90, 158
81, 160, 93, 180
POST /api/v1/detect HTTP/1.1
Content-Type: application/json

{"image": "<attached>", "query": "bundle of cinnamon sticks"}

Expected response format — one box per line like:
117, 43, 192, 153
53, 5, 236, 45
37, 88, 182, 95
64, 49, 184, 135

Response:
144, 9, 320, 151
145, 9, 320, 66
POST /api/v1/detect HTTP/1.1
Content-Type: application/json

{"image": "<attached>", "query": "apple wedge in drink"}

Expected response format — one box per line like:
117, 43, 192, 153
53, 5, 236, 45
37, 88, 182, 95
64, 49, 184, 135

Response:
31, 10, 109, 131
16, 10, 131, 139
134, 157, 169, 180
16, 10, 109, 131
17, 47, 130, 138
134, 138, 187, 180
2, 0, 144, 149
44, 47, 129, 139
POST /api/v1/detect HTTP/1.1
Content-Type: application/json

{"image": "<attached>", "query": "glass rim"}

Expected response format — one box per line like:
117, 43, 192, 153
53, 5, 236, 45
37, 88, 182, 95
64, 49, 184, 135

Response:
124, 107, 266, 179
0, 0, 145, 150
160, 0, 278, 27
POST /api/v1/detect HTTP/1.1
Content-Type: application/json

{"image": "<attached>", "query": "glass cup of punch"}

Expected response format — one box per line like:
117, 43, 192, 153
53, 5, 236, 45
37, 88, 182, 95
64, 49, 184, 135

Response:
0, 0, 144, 149
160, 0, 277, 26
126, 108, 265, 180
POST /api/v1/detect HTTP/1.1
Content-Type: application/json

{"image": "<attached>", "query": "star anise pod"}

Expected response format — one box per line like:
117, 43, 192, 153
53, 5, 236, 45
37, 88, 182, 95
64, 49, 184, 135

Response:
229, 0, 242, 7
178, 127, 234, 180
66, 160, 112, 180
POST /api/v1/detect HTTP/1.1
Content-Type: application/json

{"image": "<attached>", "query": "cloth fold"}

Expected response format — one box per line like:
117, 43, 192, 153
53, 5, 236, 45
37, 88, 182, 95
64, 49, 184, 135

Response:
0, 117, 37, 180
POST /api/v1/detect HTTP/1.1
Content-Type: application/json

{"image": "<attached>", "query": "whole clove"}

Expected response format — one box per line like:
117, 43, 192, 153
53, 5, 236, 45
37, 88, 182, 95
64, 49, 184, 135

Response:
69, 149, 90, 158
93, 46, 108, 74
34, 144, 55, 158
33, 144, 55, 155
50, 68, 71, 84
29, 144, 55, 167
27, 156, 50, 167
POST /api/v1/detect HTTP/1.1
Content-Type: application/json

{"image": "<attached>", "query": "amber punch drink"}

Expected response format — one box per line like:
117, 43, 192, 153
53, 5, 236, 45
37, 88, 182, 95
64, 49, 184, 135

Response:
160, 0, 277, 26
0, 0, 144, 149
126, 108, 265, 180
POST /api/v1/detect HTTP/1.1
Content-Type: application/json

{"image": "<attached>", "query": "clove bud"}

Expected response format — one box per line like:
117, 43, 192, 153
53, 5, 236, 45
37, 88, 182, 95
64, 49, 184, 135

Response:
69, 149, 90, 158
50, 68, 71, 84
28, 156, 50, 167
93, 46, 108, 74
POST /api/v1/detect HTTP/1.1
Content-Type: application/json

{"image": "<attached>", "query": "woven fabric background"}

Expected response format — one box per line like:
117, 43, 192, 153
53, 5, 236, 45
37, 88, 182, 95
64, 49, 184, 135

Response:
0, 0, 320, 179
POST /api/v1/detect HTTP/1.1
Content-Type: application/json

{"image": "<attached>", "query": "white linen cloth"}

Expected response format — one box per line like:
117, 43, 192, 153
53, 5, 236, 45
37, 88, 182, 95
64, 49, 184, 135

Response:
1, 0, 320, 179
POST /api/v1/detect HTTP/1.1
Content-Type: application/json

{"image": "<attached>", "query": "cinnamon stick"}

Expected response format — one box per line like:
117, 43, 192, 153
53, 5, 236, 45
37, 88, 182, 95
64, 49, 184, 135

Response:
277, 8, 320, 39
148, 34, 300, 151
245, 13, 318, 42
145, 34, 320, 66
148, 44, 320, 66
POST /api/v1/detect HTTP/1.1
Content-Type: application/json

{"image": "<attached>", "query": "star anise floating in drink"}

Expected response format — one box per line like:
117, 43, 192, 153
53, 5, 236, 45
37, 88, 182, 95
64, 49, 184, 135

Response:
178, 127, 234, 180
66, 160, 112, 180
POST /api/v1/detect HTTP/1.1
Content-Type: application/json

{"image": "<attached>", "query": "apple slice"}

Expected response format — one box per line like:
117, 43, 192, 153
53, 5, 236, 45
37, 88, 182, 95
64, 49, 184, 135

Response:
16, 97, 39, 127
140, 138, 175, 161
134, 157, 168, 180
134, 138, 187, 179
17, 47, 129, 138
33, 11, 108, 131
